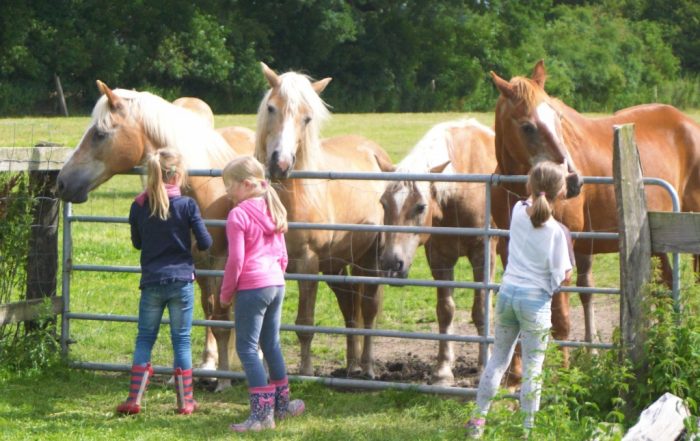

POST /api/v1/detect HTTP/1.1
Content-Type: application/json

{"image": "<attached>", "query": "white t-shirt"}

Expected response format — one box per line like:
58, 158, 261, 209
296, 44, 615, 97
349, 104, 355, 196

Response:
501, 200, 572, 294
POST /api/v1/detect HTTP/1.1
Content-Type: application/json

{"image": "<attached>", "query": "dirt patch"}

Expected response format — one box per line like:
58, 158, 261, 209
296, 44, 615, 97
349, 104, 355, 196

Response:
314, 293, 619, 387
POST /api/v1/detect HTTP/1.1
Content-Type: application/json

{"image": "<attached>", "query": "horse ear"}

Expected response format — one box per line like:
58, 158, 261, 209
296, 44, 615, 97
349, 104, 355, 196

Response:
490, 71, 516, 100
374, 154, 395, 172
96, 80, 120, 109
261, 62, 280, 88
430, 161, 450, 174
312, 77, 332, 95
531, 60, 547, 89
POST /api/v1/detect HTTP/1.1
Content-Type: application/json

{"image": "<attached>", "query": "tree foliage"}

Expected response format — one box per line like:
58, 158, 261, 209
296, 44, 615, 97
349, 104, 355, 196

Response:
0, 0, 697, 115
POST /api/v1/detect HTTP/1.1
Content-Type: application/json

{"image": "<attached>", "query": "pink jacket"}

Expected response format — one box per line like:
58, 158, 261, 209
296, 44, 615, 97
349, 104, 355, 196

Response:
219, 197, 288, 304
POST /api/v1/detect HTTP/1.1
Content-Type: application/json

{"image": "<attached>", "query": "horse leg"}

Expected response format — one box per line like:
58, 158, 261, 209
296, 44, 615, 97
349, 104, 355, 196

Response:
357, 280, 382, 379
327, 267, 363, 377
209, 255, 234, 392
290, 254, 320, 376
576, 253, 597, 346
296, 279, 319, 376
197, 275, 219, 372
653, 252, 673, 287
469, 237, 498, 372
352, 237, 387, 379
427, 260, 456, 386
551, 291, 570, 367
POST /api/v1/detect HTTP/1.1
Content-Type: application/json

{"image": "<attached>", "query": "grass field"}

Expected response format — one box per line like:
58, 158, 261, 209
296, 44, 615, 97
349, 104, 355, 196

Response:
1, 110, 693, 440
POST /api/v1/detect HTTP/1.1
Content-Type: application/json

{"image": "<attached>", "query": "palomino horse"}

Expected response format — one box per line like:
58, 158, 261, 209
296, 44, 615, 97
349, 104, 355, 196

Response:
255, 62, 393, 378
173, 97, 215, 127
490, 60, 700, 377
375, 119, 498, 385
172, 96, 255, 156
56, 81, 246, 391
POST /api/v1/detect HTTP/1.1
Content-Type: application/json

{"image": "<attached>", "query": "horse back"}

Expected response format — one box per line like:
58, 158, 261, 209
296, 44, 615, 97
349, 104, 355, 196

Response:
216, 126, 255, 156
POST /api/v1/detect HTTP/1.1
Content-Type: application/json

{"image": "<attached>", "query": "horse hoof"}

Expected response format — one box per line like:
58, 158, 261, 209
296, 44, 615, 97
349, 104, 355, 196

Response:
430, 374, 455, 387
213, 379, 232, 393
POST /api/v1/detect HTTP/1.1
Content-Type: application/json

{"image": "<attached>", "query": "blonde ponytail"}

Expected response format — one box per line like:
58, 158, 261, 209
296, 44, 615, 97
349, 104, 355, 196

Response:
263, 182, 288, 232
527, 161, 566, 228
145, 148, 185, 220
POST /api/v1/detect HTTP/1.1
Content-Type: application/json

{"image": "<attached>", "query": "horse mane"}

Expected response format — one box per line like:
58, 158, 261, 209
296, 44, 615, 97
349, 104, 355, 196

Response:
394, 119, 487, 207
92, 89, 235, 169
255, 71, 331, 171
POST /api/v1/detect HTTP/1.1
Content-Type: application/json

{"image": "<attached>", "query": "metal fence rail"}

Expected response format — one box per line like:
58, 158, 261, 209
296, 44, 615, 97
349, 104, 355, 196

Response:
61, 170, 679, 397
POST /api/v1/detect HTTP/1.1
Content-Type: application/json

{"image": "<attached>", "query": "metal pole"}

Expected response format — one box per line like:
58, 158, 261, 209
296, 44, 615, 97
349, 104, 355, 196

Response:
60, 201, 72, 357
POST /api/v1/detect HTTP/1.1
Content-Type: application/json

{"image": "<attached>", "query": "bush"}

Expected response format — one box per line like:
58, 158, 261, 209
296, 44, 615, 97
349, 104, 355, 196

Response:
0, 172, 62, 377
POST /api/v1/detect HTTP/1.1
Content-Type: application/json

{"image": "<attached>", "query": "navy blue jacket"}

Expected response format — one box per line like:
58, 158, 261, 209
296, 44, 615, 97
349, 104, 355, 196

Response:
129, 195, 212, 289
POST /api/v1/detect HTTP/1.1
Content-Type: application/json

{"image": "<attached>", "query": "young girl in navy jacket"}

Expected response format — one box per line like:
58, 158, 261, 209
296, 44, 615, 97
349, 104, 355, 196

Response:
116, 148, 211, 415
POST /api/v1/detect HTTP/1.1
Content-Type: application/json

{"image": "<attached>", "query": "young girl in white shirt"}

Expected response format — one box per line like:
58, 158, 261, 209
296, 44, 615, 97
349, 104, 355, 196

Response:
466, 161, 573, 438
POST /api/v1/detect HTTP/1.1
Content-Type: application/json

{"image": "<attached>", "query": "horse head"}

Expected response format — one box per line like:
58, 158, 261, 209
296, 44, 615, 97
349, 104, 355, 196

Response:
379, 161, 449, 278
57, 81, 148, 203
491, 60, 583, 198
255, 62, 332, 179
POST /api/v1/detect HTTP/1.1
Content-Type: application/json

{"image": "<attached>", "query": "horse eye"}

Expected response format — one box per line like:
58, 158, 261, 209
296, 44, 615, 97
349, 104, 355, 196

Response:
267, 105, 275, 114
303, 116, 312, 125
415, 203, 426, 215
521, 123, 536, 136
92, 129, 107, 142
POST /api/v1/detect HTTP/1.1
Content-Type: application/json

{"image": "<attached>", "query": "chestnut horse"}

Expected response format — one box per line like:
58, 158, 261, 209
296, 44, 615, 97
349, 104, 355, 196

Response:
376, 119, 498, 385
490, 60, 700, 376
255, 63, 393, 378
56, 81, 250, 391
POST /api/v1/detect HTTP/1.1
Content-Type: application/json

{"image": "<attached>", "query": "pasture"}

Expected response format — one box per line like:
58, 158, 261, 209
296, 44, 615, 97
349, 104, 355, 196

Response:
1, 111, 697, 440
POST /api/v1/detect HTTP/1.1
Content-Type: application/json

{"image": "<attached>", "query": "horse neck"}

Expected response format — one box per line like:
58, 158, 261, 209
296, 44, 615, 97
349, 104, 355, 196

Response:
275, 176, 331, 223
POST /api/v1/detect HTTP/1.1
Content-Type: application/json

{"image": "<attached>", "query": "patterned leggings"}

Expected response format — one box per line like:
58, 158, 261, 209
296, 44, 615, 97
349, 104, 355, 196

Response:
474, 284, 552, 429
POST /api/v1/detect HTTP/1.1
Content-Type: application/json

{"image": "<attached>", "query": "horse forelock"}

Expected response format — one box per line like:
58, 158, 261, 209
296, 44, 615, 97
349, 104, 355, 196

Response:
508, 77, 547, 113
283, 72, 330, 168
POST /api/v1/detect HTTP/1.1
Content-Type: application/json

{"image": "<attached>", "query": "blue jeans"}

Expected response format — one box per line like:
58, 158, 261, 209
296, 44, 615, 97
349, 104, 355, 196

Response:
475, 284, 552, 429
133, 281, 194, 370
235, 285, 287, 388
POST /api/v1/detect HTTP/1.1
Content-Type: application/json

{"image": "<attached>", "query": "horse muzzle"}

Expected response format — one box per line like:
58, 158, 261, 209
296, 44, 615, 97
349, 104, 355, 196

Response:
269, 151, 295, 179
565, 172, 583, 199
56, 175, 90, 203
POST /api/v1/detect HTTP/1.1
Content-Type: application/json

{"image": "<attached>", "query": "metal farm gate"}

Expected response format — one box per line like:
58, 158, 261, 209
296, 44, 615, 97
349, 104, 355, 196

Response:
59, 169, 680, 397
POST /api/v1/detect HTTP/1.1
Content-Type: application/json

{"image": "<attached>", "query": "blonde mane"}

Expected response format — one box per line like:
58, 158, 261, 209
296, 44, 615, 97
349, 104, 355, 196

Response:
394, 119, 489, 207
92, 89, 235, 169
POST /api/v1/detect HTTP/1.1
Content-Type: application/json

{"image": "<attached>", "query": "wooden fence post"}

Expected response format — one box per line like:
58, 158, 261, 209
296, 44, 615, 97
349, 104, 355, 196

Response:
25, 168, 60, 331
613, 123, 651, 370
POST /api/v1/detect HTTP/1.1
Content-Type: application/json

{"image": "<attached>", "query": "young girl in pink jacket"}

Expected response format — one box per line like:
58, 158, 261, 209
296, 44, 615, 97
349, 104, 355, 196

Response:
220, 155, 304, 432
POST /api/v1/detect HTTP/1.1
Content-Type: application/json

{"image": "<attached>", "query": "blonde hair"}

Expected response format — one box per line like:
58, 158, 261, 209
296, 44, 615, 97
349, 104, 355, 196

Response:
145, 149, 187, 220
527, 161, 566, 228
222, 156, 288, 232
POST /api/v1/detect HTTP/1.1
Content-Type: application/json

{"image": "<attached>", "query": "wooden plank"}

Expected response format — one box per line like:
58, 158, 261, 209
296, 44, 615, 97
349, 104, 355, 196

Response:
0, 147, 72, 172
613, 123, 651, 369
649, 211, 700, 254
0, 296, 63, 326
622, 392, 689, 441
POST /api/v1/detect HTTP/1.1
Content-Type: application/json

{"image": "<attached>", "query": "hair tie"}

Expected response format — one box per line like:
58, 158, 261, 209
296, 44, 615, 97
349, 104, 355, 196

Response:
261, 180, 268, 189
538, 191, 546, 197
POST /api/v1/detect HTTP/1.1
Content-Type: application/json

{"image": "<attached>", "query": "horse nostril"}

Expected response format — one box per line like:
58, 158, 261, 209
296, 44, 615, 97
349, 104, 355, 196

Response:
394, 260, 404, 272
271, 151, 280, 163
